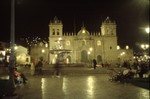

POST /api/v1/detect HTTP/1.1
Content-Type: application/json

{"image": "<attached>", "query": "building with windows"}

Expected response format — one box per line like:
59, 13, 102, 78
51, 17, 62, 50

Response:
48, 16, 128, 65
0, 42, 31, 66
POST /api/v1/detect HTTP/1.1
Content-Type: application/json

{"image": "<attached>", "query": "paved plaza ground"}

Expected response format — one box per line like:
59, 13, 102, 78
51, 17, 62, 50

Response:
11, 75, 150, 99
1, 66, 150, 99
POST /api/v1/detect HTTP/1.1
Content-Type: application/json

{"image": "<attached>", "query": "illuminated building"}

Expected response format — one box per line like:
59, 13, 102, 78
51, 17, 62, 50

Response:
49, 17, 120, 65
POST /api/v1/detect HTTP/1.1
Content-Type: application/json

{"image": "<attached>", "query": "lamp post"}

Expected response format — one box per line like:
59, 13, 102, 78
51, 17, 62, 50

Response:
7, 0, 16, 96
88, 51, 91, 60
145, 27, 149, 42
141, 44, 149, 57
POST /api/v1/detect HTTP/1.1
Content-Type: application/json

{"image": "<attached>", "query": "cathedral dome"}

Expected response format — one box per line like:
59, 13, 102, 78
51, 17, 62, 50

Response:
77, 26, 90, 36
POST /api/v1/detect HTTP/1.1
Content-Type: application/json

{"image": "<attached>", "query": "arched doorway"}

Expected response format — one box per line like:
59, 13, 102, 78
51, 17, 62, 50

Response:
97, 55, 102, 64
81, 50, 88, 63
66, 55, 71, 63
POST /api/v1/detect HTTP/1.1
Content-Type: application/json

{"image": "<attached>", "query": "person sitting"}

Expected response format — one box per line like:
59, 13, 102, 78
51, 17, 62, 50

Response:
122, 67, 134, 79
14, 68, 27, 84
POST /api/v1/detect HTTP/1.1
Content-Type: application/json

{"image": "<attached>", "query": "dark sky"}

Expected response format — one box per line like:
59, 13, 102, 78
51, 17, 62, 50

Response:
0, 0, 149, 49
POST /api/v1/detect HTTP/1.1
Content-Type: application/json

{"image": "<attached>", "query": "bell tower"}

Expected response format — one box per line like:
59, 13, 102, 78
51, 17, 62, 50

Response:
101, 17, 116, 36
49, 16, 63, 37
100, 17, 118, 64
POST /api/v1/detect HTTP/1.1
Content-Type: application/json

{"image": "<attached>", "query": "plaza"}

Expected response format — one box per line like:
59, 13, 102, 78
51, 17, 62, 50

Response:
1, 66, 149, 99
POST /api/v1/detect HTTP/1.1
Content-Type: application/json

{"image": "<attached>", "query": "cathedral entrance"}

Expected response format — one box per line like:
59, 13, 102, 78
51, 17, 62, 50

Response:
66, 55, 71, 63
97, 55, 102, 64
81, 50, 88, 63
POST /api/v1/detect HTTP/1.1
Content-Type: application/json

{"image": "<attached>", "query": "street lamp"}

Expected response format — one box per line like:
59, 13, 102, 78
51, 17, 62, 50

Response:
88, 51, 91, 61
117, 45, 120, 50
41, 49, 45, 53
88, 47, 93, 68
141, 44, 149, 50
89, 48, 93, 51
88, 51, 91, 55
141, 44, 149, 58
89, 47, 93, 59
145, 27, 150, 34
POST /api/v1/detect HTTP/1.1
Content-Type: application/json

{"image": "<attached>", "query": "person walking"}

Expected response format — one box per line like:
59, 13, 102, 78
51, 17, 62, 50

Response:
35, 57, 43, 75
93, 59, 97, 69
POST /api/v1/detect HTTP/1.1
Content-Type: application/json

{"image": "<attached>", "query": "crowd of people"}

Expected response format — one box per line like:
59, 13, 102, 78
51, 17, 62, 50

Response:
122, 60, 149, 78
2, 55, 149, 85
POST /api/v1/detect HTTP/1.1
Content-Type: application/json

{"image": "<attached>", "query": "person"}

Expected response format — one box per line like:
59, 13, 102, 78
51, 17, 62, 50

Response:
123, 68, 131, 76
138, 62, 148, 78
14, 68, 27, 84
30, 62, 35, 75
35, 57, 43, 75
30, 58, 36, 75
110, 67, 134, 82
54, 60, 62, 76
53, 57, 62, 77
93, 59, 97, 69
122, 67, 134, 79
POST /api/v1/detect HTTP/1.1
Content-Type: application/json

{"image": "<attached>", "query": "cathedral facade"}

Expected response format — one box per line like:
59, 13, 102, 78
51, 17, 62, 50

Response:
49, 17, 118, 65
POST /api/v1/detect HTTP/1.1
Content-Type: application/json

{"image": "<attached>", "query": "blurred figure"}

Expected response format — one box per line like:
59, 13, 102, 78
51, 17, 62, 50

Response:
54, 59, 62, 77
35, 57, 43, 75
30, 58, 35, 75
93, 59, 97, 69
14, 68, 27, 84
122, 67, 134, 79
30, 62, 35, 75
138, 62, 148, 78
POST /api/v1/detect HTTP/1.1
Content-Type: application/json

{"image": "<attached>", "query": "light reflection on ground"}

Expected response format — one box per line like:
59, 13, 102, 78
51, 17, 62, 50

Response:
15, 75, 149, 99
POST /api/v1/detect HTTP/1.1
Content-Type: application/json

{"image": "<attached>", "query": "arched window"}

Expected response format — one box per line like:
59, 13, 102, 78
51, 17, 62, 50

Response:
52, 29, 55, 35
57, 29, 59, 35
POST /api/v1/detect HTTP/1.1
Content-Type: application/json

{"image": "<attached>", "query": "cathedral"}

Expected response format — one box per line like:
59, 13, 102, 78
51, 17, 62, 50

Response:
48, 16, 120, 65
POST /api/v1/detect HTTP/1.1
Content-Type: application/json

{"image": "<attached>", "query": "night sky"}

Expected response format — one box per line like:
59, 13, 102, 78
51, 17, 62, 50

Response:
0, 0, 149, 50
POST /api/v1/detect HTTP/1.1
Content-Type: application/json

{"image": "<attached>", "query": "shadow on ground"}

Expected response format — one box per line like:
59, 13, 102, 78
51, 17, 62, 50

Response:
128, 78, 150, 90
